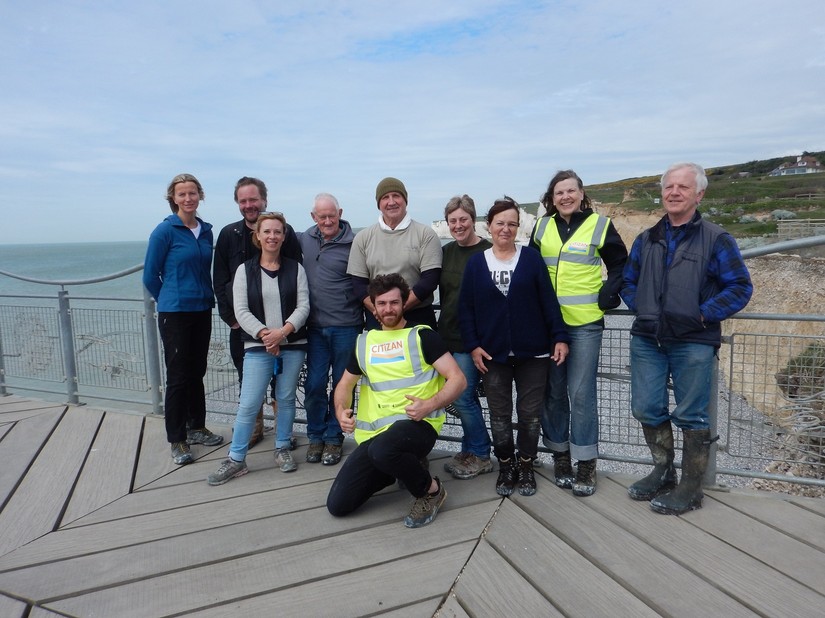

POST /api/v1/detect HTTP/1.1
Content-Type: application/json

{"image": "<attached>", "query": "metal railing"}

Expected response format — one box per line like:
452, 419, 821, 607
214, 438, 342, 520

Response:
1, 237, 824, 489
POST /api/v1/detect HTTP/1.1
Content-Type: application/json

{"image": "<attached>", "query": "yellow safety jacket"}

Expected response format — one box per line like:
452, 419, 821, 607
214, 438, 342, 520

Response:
533, 212, 609, 326
353, 325, 446, 443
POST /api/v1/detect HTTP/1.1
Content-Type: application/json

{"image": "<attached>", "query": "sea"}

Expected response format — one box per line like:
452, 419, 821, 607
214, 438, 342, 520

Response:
0, 241, 149, 301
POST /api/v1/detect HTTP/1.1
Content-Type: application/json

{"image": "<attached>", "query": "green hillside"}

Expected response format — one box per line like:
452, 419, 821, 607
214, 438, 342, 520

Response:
585, 151, 825, 237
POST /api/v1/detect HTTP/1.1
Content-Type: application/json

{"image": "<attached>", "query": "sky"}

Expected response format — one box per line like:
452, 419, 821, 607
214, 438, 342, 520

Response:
1, 0, 824, 245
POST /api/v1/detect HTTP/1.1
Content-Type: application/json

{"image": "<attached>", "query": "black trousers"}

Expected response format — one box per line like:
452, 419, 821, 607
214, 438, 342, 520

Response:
158, 310, 211, 443
326, 420, 437, 517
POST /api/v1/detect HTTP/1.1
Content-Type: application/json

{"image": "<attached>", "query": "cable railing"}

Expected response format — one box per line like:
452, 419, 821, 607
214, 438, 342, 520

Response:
1, 236, 824, 489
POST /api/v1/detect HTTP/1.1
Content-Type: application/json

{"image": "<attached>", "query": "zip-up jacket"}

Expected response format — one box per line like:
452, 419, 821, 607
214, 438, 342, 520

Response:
143, 214, 214, 312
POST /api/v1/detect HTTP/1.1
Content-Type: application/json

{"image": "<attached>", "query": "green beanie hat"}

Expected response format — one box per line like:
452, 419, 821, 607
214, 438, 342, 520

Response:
375, 177, 408, 205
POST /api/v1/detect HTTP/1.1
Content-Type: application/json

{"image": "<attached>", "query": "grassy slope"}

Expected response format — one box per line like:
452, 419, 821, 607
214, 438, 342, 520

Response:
584, 151, 825, 237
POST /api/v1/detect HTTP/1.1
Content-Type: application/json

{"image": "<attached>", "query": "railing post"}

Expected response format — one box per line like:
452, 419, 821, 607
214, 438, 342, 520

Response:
143, 288, 164, 415
57, 290, 80, 404
0, 316, 7, 396
705, 353, 719, 486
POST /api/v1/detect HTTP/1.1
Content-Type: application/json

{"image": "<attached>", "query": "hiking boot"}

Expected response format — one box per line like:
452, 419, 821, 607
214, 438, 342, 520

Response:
306, 442, 324, 463
553, 451, 575, 489
207, 458, 248, 486
444, 451, 470, 474
322, 443, 343, 466
451, 454, 494, 480
288, 436, 298, 451
404, 477, 447, 528
518, 456, 537, 496
572, 458, 597, 496
275, 447, 298, 473
495, 457, 517, 496
248, 406, 265, 449
186, 427, 224, 446
171, 441, 193, 465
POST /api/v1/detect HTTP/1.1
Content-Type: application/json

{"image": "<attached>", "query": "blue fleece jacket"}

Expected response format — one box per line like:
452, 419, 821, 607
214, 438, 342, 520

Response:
143, 214, 215, 312
459, 246, 570, 363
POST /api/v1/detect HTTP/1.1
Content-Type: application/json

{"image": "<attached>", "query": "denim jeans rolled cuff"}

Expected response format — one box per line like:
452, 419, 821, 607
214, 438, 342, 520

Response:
630, 335, 714, 431
304, 325, 360, 445
452, 352, 492, 458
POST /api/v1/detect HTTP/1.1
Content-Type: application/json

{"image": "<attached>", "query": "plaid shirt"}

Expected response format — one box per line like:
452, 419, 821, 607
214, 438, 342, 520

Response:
622, 212, 753, 323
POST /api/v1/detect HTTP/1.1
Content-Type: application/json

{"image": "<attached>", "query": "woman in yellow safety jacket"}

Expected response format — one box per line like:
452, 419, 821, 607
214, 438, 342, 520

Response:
530, 170, 627, 496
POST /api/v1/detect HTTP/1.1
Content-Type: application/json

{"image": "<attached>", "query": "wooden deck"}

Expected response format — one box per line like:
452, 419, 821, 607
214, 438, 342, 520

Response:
0, 395, 823, 618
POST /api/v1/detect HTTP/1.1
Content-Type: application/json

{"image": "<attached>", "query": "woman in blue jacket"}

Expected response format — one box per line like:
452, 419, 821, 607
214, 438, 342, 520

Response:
143, 173, 223, 466
459, 197, 569, 497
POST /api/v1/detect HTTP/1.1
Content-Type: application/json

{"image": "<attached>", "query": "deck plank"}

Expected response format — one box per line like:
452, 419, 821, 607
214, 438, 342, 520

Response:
709, 490, 825, 551
0, 398, 66, 418
61, 411, 144, 525
0, 593, 27, 618
515, 470, 756, 616
0, 407, 103, 556
483, 500, 659, 617
44, 507, 487, 616
0, 410, 63, 509
50, 542, 474, 617
434, 594, 470, 618
589, 475, 824, 617
453, 540, 563, 616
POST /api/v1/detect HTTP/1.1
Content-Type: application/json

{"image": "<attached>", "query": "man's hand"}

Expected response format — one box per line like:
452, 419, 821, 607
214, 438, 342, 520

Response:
404, 395, 431, 422
337, 408, 355, 434
552, 342, 569, 365
471, 346, 492, 374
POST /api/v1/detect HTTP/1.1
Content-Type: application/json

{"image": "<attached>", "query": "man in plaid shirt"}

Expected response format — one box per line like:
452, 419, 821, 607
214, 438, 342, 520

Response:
621, 162, 752, 515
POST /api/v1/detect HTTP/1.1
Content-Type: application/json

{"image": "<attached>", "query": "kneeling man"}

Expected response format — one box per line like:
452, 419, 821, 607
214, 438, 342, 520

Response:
326, 273, 466, 527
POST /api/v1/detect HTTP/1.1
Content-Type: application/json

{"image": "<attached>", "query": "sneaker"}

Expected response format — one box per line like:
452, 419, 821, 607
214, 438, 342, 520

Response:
322, 443, 343, 466
306, 442, 324, 463
443, 451, 470, 474
186, 428, 224, 446
451, 454, 494, 480
518, 457, 537, 496
289, 436, 298, 451
404, 477, 447, 528
171, 441, 193, 465
275, 447, 298, 473
572, 458, 597, 496
553, 451, 575, 489
207, 458, 248, 485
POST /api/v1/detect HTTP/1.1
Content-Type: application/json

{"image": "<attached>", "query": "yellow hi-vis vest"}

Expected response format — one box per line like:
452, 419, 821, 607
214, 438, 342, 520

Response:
353, 325, 446, 444
532, 212, 609, 326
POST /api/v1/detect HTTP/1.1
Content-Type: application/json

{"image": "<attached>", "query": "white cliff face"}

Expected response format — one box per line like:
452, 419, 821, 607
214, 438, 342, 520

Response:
431, 208, 538, 244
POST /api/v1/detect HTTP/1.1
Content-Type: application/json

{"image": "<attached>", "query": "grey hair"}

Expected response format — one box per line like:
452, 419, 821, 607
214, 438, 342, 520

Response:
662, 162, 708, 192
314, 192, 340, 210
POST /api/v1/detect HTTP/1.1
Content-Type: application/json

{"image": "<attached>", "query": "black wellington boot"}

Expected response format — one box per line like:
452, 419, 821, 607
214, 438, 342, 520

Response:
650, 429, 713, 515
627, 421, 677, 501
496, 457, 518, 496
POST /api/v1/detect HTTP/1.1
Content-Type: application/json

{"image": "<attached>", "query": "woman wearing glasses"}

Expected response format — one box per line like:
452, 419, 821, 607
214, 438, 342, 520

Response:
208, 212, 310, 484
459, 197, 569, 497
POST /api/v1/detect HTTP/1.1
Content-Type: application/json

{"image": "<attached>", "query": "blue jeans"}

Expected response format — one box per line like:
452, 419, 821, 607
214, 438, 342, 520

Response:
304, 325, 361, 445
228, 347, 306, 461
629, 336, 714, 430
452, 352, 491, 458
542, 323, 602, 461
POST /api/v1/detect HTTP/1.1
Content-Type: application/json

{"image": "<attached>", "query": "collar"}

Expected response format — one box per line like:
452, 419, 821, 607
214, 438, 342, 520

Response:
378, 213, 412, 231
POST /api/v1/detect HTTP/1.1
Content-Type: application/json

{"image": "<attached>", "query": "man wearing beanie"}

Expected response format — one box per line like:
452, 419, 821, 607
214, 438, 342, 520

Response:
348, 177, 442, 329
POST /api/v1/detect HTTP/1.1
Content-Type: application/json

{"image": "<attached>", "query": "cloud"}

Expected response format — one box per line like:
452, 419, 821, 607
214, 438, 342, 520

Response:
0, 0, 823, 244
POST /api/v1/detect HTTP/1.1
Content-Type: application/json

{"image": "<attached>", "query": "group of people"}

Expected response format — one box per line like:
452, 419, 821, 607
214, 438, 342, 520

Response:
143, 162, 753, 529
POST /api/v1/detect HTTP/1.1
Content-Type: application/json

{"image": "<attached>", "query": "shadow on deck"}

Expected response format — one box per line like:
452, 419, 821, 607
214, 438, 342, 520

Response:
0, 395, 823, 617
